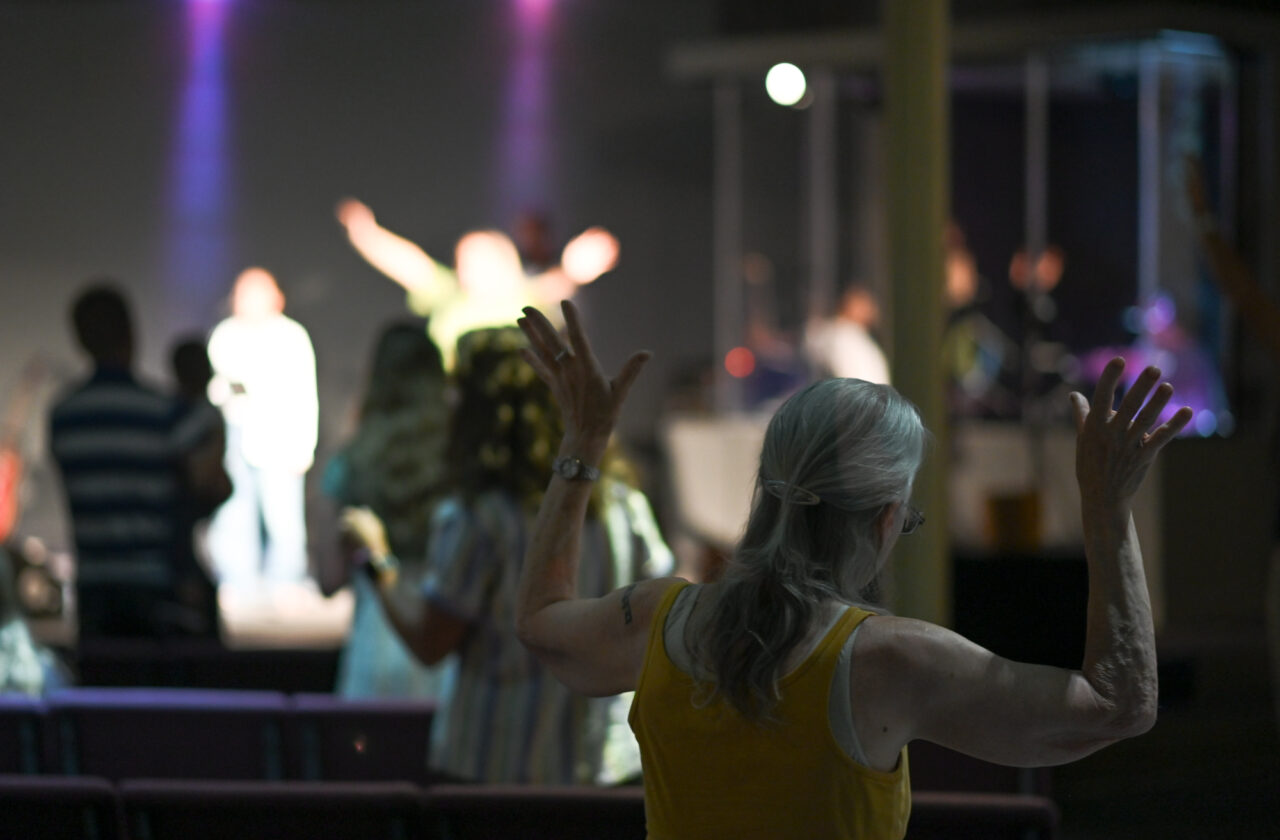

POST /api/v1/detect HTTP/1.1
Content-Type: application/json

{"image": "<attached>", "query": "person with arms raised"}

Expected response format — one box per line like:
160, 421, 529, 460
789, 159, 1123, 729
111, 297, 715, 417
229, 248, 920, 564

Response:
515, 300, 1191, 839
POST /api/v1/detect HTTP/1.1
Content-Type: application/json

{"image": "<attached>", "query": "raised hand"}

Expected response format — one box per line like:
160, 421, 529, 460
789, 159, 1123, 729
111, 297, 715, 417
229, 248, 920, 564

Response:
340, 506, 389, 558
1069, 358, 1192, 512
517, 300, 649, 451
336, 198, 375, 231
560, 227, 620, 285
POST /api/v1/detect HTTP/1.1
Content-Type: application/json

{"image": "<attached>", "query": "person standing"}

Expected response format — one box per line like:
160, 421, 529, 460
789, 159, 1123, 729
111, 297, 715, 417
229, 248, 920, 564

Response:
206, 268, 318, 590
49, 283, 187, 638
335, 198, 619, 371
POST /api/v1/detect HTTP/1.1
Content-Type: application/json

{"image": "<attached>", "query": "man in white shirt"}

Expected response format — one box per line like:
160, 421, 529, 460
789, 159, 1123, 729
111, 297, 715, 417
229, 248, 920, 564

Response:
206, 268, 318, 588
804, 286, 891, 385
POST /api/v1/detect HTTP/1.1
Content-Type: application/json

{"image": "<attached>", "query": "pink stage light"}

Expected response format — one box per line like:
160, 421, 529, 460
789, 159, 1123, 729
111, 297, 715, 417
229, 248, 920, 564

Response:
725, 347, 756, 379
516, 0, 554, 26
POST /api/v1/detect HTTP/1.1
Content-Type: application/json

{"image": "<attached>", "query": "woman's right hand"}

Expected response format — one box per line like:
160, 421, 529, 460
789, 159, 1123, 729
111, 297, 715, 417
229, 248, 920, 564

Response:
1069, 358, 1192, 514
517, 301, 650, 457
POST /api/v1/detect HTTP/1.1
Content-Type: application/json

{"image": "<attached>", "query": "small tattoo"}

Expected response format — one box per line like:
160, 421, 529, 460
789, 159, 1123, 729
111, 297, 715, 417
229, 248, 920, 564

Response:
621, 584, 636, 625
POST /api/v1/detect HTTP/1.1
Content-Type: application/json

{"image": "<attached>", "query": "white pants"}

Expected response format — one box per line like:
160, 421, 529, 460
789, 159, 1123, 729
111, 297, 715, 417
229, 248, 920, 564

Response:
206, 425, 308, 587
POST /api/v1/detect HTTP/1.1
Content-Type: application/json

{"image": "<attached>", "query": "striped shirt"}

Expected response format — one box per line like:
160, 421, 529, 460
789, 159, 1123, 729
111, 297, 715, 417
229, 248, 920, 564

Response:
423, 484, 672, 784
49, 368, 185, 588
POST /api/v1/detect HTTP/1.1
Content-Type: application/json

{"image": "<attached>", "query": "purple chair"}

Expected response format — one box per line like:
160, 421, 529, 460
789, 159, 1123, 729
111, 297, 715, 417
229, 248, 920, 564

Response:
908, 791, 1061, 840
48, 687, 289, 779
0, 694, 47, 773
287, 693, 436, 783
426, 784, 647, 840
119, 779, 423, 840
0, 773, 122, 839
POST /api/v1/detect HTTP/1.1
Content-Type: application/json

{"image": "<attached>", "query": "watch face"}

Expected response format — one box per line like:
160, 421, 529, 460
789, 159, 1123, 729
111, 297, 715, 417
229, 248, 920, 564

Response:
555, 457, 578, 479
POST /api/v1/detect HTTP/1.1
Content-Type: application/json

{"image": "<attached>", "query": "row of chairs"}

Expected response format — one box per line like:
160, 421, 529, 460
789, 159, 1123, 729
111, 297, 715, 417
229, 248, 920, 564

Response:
0, 688, 436, 782
3, 686, 1052, 793
0, 776, 1061, 840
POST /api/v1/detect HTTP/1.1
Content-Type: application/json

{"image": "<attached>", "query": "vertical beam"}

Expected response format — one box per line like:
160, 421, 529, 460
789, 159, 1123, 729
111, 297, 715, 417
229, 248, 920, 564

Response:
883, 0, 951, 626
1137, 43, 1162, 306
1022, 53, 1050, 490
807, 70, 839, 321
713, 79, 745, 412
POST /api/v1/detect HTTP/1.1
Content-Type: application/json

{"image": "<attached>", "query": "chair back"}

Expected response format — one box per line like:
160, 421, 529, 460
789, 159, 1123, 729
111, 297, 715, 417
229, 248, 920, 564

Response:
48, 687, 288, 779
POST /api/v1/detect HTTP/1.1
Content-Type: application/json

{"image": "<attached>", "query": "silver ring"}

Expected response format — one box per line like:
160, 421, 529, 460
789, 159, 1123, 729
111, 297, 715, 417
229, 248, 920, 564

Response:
554, 347, 572, 363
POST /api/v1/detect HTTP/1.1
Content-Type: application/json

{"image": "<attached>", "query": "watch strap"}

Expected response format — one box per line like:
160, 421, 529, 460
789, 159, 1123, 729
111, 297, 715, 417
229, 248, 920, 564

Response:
554, 455, 601, 481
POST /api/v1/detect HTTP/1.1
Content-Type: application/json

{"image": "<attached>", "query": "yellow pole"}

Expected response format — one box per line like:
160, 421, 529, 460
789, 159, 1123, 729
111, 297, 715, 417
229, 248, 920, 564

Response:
883, 0, 951, 626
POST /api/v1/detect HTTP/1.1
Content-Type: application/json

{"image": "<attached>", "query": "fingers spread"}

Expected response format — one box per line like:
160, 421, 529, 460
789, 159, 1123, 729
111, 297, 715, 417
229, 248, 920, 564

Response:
612, 350, 652, 404
1069, 391, 1089, 434
1143, 405, 1194, 453
1091, 357, 1126, 421
1129, 382, 1173, 438
519, 347, 556, 389
561, 300, 593, 361
1115, 366, 1162, 425
519, 308, 562, 363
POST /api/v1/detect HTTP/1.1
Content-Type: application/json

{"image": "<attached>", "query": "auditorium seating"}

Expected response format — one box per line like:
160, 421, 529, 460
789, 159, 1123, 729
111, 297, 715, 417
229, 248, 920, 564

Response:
287, 693, 435, 783
49, 687, 289, 779
0, 774, 123, 840
0, 687, 1061, 838
0, 694, 46, 773
427, 784, 648, 840
119, 779, 421, 840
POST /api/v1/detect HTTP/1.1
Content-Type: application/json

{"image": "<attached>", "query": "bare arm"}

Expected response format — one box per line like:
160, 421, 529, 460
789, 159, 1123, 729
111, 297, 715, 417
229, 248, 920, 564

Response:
341, 506, 468, 666
854, 359, 1192, 770
336, 198, 446, 297
514, 301, 664, 696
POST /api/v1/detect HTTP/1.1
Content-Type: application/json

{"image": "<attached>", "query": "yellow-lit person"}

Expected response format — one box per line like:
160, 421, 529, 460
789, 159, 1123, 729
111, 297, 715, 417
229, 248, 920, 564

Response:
336, 198, 619, 370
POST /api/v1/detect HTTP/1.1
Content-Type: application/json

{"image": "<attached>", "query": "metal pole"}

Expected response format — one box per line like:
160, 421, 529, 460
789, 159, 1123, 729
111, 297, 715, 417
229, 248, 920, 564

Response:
713, 79, 744, 413
883, 0, 951, 626
807, 69, 839, 322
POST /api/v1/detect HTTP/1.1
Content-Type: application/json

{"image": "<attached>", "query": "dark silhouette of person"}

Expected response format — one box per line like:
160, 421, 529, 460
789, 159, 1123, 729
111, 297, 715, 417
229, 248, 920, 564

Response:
49, 283, 190, 639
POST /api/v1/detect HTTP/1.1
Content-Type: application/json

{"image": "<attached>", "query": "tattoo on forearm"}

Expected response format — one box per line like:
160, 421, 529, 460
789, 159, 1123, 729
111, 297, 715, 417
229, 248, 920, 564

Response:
621, 584, 636, 625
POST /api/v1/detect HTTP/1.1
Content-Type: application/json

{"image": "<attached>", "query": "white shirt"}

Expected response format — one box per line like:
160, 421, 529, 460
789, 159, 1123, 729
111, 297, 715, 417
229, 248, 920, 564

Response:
207, 313, 318, 471
805, 319, 891, 384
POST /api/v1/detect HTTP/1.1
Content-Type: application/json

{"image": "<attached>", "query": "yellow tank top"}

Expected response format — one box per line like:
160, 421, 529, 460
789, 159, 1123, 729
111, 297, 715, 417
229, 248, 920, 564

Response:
629, 581, 911, 840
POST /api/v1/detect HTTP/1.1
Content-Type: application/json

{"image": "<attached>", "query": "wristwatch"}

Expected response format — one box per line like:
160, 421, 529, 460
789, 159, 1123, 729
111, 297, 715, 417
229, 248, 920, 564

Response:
552, 455, 601, 482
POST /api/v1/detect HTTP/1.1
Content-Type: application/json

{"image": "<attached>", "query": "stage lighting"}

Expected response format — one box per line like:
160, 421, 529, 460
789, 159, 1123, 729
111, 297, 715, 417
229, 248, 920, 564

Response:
765, 63, 807, 107
724, 347, 756, 379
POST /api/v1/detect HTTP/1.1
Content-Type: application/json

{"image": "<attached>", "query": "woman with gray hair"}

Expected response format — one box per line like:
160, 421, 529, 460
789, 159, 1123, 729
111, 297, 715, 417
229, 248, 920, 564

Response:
516, 301, 1191, 840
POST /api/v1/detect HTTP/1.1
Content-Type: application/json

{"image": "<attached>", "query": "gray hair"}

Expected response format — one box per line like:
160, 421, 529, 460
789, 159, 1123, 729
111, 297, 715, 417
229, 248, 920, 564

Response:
698, 378, 926, 721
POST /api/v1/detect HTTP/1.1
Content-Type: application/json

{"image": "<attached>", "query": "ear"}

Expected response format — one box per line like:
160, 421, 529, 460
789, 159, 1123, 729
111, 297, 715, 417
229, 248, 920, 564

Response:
876, 501, 900, 547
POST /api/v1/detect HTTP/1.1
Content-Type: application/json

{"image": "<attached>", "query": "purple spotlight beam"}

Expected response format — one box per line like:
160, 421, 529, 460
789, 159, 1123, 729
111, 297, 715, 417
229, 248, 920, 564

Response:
163, 0, 233, 335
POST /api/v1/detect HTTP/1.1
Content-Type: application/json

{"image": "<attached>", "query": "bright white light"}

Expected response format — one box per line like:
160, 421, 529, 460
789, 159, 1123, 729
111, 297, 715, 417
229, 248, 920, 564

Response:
765, 63, 807, 107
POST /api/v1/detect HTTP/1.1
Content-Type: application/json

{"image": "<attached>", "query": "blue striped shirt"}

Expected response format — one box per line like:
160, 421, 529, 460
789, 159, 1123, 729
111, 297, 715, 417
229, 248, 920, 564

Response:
49, 368, 185, 588
423, 484, 672, 784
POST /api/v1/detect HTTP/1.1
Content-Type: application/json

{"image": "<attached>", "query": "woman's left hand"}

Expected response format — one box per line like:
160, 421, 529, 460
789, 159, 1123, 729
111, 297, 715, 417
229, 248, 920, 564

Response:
340, 506, 390, 558
517, 300, 650, 453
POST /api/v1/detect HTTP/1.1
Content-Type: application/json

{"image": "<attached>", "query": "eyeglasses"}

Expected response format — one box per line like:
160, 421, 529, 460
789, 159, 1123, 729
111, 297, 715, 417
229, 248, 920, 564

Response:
901, 505, 925, 535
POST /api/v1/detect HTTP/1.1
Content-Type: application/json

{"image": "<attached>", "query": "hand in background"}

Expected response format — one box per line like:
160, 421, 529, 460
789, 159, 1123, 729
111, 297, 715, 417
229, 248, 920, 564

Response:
560, 227, 619, 285
336, 198, 376, 232
340, 506, 390, 558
